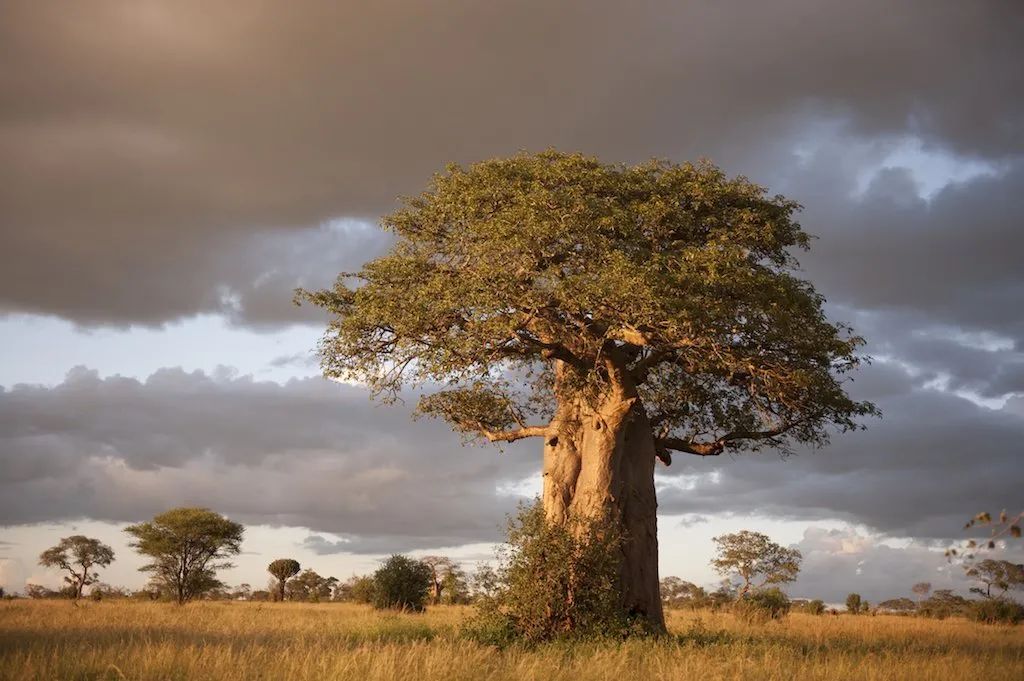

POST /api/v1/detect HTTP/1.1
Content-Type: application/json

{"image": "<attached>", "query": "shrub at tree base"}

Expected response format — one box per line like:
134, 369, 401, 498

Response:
372, 555, 432, 612
969, 598, 1024, 625
732, 588, 792, 623
462, 503, 653, 646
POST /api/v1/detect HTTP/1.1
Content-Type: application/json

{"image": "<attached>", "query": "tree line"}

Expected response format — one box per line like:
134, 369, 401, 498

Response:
14, 505, 1022, 628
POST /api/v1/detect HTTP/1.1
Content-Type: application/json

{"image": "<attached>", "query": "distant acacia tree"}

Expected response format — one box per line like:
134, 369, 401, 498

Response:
911, 582, 931, 601
711, 531, 802, 597
124, 507, 243, 605
420, 556, 457, 605
966, 559, 1024, 599
877, 597, 916, 613
335, 574, 376, 603
267, 559, 301, 602
441, 564, 471, 604
287, 569, 337, 602
845, 593, 866, 614
372, 555, 433, 612
660, 576, 707, 609
469, 564, 500, 602
38, 536, 115, 600
301, 152, 875, 631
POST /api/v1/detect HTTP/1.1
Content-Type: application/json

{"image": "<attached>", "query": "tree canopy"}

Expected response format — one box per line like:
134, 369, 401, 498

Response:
38, 535, 115, 600
124, 507, 243, 605
300, 151, 875, 462
267, 558, 301, 602
711, 530, 802, 596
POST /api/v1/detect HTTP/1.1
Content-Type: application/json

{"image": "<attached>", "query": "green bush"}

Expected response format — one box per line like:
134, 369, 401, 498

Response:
800, 599, 826, 615
462, 502, 647, 645
372, 555, 432, 612
733, 588, 791, 623
918, 590, 971, 619
969, 598, 1024, 625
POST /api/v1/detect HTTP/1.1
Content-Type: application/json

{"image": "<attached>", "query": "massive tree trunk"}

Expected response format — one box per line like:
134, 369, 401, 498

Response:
541, 362, 665, 632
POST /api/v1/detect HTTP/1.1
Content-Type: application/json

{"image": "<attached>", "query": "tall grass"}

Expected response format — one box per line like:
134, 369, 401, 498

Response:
1, 600, 1021, 680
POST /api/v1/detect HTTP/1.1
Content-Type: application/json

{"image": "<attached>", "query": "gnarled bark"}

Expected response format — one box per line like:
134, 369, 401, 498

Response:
541, 363, 665, 631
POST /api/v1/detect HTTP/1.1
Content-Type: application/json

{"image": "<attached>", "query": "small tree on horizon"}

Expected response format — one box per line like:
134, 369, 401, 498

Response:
287, 569, 337, 602
846, 592, 864, 614
124, 507, 243, 605
267, 559, 301, 602
711, 531, 802, 597
372, 555, 432, 612
420, 556, 456, 605
912, 582, 932, 602
38, 535, 115, 600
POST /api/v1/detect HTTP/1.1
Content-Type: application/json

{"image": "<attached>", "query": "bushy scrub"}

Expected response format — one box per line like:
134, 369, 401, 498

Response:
800, 599, 826, 615
733, 588, 791, 623
969, 598, 1024, 625
463, 502, 648, 645
372, 555, 432, 612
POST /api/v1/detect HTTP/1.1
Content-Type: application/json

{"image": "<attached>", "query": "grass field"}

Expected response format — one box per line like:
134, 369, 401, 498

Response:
1, 600, 1022, 680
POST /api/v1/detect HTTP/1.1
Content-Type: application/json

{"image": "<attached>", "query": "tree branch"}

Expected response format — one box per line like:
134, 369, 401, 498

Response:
479, 424, 552, 443
657, 414, 820, 458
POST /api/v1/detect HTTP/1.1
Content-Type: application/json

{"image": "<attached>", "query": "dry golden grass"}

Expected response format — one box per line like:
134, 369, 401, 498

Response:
1, 600, 1022, 680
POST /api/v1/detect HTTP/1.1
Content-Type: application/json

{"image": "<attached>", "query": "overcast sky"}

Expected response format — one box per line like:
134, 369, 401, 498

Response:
1, 1, 1022, 603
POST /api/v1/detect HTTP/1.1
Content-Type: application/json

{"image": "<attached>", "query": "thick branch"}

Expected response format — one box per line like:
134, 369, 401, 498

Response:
479, 424, 551, 443
657, 414, 819, 458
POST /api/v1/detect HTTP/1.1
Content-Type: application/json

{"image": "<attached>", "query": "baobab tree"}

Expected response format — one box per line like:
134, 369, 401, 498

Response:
301, 151, 875, 631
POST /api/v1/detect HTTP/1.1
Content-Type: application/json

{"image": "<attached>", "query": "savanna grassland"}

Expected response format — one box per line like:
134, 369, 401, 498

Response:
1, 600, 1022, 681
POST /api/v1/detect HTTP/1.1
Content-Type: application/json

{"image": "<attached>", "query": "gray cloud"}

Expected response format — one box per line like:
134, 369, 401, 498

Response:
787, 526, 1006, 603
657, 361, 1024, 539
0, 367, 537, 547
3, 361, 1021, 549
1, 1, 1022, 326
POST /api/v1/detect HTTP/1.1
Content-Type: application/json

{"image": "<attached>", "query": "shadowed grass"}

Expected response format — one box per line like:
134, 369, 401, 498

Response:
1, 601, 1021, 680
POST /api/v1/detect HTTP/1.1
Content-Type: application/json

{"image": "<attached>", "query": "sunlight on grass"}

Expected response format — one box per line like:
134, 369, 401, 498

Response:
1, 601, 1021, 680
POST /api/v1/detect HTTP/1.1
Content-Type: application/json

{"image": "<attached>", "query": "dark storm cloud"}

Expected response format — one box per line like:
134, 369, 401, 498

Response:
1, 1, 1022, 326
0, 367, 537, 548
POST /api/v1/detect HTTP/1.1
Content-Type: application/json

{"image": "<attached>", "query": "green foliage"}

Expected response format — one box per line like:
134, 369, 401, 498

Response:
38, 535, 115, 600
286, 569, 337, 603
660, 577, 708, 609
341, 575, 376, 604
969, 598, 1024, 625
918, 590, 972, 620
799, 599, 826, 615
300, 150, 875, 457
846, 593, 865, 614
733, 588, 791, 623
267, 559, 302, 601
372, 555, 432, 612
877, 597, 917, 613
440, 565, 471, 605
966, 559, 1024, 599
462, 502, 647, 646
124, 507, 244, 605
469, 564, 500, 602
711, 530, 802, 595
